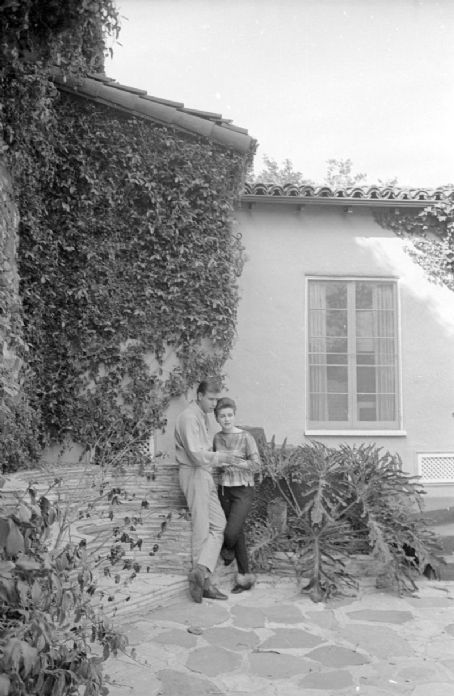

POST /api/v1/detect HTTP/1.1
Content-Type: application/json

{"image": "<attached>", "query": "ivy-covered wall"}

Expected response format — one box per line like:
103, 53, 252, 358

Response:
1, 145, 42, 472
7, 91, 250, 468
1, 0, 252, 471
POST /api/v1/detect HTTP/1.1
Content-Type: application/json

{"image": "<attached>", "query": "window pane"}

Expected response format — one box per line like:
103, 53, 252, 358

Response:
356, 283, 373, 309
327, 366, 348, 393
375, 311, 395, 337
376, 395, 396, 420
376, 366, 395, 393
357, 352, 375, 365
325, 282, 347, 308
309, 353, 325, 365
327, 394, 348, 420
326, 310, 347, 336
357, 338, 394, 362
327, 352, 347, 365
309, 337, 348, 353
356, 310, 373, 337
309, 310, 324, 337
310, 394, 326, 420
357, 394, 377, 421
309, 366, 326, 392
357, 366, 376, 393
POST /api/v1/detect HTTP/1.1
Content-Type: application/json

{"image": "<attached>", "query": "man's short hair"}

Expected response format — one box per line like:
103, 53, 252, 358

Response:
214, 397, 236, 417
197, 379, 222, 396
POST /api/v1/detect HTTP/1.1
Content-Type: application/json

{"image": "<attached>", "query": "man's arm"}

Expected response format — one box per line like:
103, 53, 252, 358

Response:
176, 412, 220, 468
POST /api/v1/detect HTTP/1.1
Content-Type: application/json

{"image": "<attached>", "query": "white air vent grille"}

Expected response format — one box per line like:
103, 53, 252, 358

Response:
417, 453, 454, 483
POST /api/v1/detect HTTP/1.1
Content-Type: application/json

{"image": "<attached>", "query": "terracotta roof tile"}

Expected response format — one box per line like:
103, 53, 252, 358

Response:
52, 71, 256, 154
182, 107, 223, 119
141, 94, 185, 108
242, 183, 452, 207
109, 82, 148, 95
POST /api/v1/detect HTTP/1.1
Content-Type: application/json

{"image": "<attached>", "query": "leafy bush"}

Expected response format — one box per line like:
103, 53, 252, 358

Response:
0, 471, 127, 695
248, 439, 442, 602
0, 367, 42, 473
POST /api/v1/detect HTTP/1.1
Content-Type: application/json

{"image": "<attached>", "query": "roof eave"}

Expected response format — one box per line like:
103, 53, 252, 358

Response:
240, 194, 439, 209
54, 73, 256, 155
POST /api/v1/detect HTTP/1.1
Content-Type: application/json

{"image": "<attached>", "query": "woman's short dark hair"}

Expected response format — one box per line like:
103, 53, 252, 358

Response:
197, 379, 222, 396
214, 397, 236, 416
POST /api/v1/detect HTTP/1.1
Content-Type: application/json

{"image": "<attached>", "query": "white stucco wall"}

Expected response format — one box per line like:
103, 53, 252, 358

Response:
223, 203, 454, 495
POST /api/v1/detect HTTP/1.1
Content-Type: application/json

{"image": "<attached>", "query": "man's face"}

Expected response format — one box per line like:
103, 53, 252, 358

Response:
197, 390, 220, 414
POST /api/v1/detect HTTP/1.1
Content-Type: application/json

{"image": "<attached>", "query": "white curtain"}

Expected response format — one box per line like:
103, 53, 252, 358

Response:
373, 283, 395, 421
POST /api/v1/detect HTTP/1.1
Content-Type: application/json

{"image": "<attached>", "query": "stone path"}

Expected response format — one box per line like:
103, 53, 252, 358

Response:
103, 575, 454, 695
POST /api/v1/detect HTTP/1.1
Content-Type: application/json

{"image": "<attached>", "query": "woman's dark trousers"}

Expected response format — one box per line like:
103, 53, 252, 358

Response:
217, 485, 254, 575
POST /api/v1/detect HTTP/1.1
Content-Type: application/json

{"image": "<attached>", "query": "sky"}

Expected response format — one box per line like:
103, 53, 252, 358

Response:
106, 0, 454, 188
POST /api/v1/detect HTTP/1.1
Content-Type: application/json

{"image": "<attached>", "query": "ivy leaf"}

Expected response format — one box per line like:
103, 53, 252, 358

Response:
0, 519, 10, 550
6, 521, 25, 556
15, 557, 41, 572
0, 560, 14, 578
21, 642, 38, 677
17, 503, 32, 522
31, 580, 42, 603
0, 675, 10, 696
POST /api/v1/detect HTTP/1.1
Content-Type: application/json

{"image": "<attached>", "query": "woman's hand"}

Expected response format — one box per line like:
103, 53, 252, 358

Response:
227, 459, 249, 470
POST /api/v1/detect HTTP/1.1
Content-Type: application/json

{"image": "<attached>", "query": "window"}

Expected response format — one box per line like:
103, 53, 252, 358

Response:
307, 278, 400, 430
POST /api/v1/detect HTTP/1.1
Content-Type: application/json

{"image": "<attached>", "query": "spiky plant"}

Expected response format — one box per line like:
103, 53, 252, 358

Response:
248, 439, 443, 602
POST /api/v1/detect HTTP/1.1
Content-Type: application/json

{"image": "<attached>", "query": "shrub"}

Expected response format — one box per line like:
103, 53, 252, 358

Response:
248, 439, 442, 602
0, 471, 126, 695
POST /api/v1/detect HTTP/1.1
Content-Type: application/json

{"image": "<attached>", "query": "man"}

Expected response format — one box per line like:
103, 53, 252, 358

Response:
175, 379, 242, 602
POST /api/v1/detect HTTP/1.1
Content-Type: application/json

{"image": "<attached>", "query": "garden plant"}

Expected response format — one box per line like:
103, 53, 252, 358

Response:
0, 431, 174, 696
248, 439, 442, 602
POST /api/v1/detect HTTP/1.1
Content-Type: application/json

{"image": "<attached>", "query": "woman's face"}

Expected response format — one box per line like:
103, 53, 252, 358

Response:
216, 407, 235, 431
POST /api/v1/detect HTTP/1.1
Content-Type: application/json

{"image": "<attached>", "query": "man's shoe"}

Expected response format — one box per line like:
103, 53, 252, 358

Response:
202, 585, 228, 600
188, 567, 205, 603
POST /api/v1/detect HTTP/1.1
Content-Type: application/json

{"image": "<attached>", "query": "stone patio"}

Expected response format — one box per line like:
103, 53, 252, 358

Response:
103, 574, 454, 696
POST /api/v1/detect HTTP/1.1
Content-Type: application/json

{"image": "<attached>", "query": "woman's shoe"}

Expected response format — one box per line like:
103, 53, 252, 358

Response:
220, 546, 235, 566
232, 573, 256, 594
231, 583, 250, 594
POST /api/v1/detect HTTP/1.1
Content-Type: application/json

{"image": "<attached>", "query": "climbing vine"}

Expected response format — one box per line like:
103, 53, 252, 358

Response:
375, 191, 454, 292
1, 0, 122, 471
7, 93, 248, 462
1, 1, 251, 469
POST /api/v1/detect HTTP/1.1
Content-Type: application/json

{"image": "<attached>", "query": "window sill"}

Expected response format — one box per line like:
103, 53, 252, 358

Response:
305, 430, 407, 437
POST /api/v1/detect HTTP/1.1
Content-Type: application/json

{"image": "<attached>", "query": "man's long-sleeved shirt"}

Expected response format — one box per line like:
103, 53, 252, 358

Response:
174, 401, 221, 470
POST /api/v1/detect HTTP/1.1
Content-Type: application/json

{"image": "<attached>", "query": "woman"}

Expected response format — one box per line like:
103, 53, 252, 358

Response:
213, 397, 260, 593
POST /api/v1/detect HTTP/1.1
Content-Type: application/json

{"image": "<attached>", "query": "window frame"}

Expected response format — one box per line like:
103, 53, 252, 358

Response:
305, 275, 403, 434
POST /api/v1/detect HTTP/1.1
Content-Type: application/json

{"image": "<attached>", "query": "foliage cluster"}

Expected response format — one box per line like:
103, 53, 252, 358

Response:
9, 93, 246, 463
248, 439, 442, 602
248, 155, 398, 188
1, 2, 249, 470
0, 470, 128, 696
0, 0, 120, 74
0, 435, 178, 695
1, 165, 41, 473
0, 0, 122, 470
376, 194, 454, 292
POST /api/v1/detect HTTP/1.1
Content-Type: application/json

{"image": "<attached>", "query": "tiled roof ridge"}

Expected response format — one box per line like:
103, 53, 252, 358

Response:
51, 70, 256, 154
244, 182, 453, 202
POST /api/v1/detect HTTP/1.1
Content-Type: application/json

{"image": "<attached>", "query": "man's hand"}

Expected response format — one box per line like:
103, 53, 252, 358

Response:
223, 451, 244, 466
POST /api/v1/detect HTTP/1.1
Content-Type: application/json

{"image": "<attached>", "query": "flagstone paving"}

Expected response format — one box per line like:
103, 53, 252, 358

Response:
104, 575, 454, 695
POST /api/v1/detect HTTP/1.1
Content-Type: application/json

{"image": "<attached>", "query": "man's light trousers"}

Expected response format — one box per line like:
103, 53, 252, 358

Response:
179, 466, 226, 573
